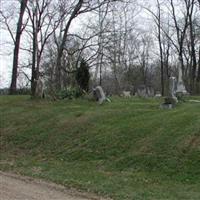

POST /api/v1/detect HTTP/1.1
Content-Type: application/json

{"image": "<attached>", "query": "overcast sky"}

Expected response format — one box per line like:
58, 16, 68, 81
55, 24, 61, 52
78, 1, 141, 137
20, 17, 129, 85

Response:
0, 1, 83, 88
0, 0, 158, 89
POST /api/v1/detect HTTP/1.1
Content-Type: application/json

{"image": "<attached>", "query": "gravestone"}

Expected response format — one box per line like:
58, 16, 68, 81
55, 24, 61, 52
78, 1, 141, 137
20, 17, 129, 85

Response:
93, 86, 106, 104
122, 91, 131, 98
136, 85, 147, 97
169, 76, 178, 103
160, 76, 178, 109
136, 85, 154, 97
176, 62, 188, 95
155, 91, 162, 97
146, 87, 155, 97
160, 103, 173, 109
35, 77, 45, 98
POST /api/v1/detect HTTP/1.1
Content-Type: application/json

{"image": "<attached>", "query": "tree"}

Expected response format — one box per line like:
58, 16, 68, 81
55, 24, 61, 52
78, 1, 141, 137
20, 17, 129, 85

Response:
188, 0, 198, 93
145, 0, 173, 96
26, 0, 60, 96
55, 0, 116, 90
55, 0, 84, 90
169, 0, 192, 77
2, 0, 28, 94
146, 0, 164, 95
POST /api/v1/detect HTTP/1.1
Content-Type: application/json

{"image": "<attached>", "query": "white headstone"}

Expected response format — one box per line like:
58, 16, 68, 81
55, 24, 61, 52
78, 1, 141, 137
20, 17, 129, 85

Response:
176, 60, 188, 94
169, 76, 178, 103
136, 85, 147, 97
136, 85, 154, 97
155, 91, 162, 97
93, 86, 106, 104
122, 91, 131, 98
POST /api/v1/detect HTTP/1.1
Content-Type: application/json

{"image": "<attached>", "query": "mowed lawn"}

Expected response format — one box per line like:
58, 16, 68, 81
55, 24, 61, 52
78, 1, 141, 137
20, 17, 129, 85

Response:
0, 95, 200, 200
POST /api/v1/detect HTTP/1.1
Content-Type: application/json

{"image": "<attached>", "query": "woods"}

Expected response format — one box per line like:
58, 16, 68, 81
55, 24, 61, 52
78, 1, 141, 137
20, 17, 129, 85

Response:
1, 0, 200, 96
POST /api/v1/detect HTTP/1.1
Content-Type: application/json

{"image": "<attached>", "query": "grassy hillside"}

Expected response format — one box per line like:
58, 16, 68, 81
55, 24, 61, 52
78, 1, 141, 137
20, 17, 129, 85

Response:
0, 96, 200, 200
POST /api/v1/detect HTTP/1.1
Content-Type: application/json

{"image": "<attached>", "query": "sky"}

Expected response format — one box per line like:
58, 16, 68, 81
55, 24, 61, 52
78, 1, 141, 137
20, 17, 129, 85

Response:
0, 35, 13, 88
0, 5, 69, 88
0, 0, 157, 89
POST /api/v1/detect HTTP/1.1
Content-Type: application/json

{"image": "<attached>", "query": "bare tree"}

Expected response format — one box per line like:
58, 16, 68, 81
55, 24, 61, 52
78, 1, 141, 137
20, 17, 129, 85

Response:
151, 0, 164, 95
55, 0, 117, 90
188, 0, 198, 93
55, 0, 84, 89
145, 0, 174, 95
169, 0, 192, 76
1, 0, 28, 94
26, 0, 60, 96
96, 0, 110, 86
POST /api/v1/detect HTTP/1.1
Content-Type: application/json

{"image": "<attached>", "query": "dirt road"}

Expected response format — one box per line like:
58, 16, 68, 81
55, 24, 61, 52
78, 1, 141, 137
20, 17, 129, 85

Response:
0, 172, 109, 200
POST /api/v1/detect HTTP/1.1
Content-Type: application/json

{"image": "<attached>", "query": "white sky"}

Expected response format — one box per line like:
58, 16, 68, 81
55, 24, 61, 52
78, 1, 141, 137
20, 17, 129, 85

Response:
0, 33, 13, 88
0, 0, 166, 89
0, 1, 85, 88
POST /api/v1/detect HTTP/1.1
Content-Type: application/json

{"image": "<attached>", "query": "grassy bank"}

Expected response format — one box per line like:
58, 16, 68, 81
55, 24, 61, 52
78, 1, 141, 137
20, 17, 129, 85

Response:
0, 95, 200, 199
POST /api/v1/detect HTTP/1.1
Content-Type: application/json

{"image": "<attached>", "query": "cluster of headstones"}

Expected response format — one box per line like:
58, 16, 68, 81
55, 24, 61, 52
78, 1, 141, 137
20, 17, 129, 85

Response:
35, 63, 188, 109
93, 85, 159, 103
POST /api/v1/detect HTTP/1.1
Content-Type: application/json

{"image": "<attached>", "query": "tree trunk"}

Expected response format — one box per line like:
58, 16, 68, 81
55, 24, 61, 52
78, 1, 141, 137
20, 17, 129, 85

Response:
10, 0, 28, 94
197, 46, 200, 82
157, 0, 165, 96
30, 3, 40, 97
31, 30, 38, 96
189, 12, 197, 94
196, 46, 200, 93
55, 0, 83, 90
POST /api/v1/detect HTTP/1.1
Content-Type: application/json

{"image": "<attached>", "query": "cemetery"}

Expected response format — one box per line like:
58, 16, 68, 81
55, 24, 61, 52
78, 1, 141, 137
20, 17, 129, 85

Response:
1, 0, 200, 199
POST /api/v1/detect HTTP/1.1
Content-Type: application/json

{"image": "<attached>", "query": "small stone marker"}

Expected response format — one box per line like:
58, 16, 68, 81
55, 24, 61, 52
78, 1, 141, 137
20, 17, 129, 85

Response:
136, 85, 147, 97
176, 59, 188, 95
155, 91, 162, 97
93, 86, 106, 104
136, 85, 154, 97
122, 91, 131, 98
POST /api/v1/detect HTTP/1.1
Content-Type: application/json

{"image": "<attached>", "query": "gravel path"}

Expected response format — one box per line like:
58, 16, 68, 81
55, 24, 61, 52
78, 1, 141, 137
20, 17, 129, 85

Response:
0, 172, 109, 200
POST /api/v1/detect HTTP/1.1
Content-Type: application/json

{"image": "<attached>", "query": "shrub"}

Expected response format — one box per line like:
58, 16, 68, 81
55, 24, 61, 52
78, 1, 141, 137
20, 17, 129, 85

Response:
75, 59, 90, 92
15, 88, 31, 95
57, 87, 83, 100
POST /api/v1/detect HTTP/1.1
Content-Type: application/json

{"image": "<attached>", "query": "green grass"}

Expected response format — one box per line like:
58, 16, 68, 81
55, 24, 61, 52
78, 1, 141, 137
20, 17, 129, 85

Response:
0, 95, 200, 200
